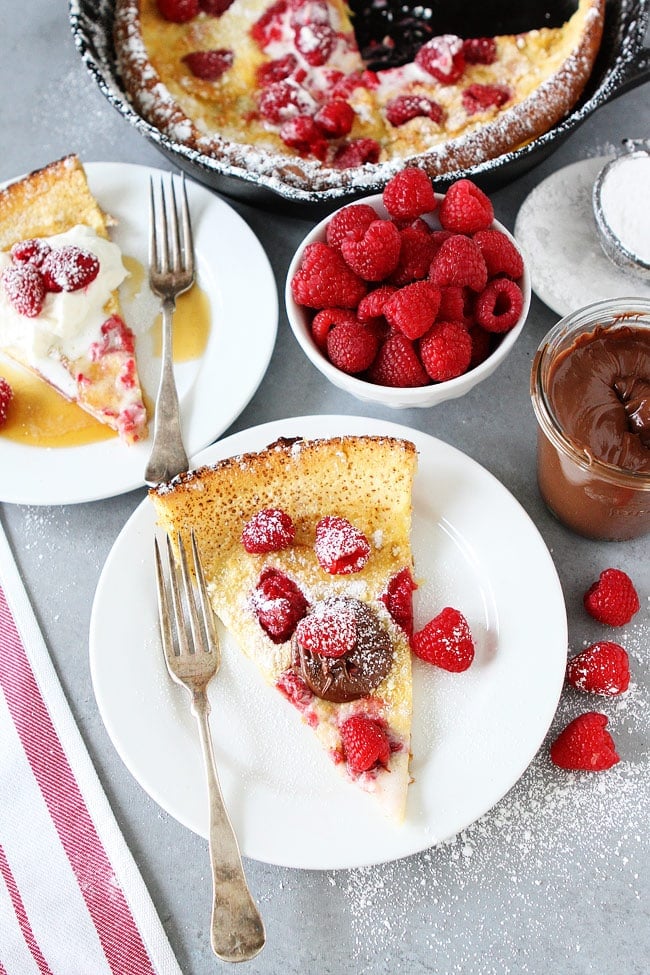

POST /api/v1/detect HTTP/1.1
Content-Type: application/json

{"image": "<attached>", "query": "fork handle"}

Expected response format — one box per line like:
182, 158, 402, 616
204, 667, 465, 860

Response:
192, 690, 266, 963
144, 297, 189, 485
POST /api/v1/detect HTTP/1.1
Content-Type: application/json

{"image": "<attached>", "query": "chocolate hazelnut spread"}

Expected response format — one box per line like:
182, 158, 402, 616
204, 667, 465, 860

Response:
292, 596, 393, 703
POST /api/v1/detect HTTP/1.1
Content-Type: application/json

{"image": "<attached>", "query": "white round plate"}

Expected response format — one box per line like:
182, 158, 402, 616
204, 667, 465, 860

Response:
0, 162, 277, 505
90, 415, 567, 870
514, 156, 650, 318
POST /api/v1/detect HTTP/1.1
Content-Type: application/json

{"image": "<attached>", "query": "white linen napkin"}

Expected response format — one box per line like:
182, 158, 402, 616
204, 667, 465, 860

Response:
0, 522, 183, 975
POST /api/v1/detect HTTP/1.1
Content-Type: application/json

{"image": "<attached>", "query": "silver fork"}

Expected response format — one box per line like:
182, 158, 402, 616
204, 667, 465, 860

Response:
154, 532, 266, 963
144, 175, 193, 485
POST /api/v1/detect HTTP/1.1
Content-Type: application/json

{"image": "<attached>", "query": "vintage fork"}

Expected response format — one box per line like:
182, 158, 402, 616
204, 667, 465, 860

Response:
144, 175, 193, 485
154, 531, 266, 962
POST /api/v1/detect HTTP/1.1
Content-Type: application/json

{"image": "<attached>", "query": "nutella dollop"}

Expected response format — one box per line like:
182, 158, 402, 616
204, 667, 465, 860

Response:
291, 596, 393, 703
547, 324, 650, 472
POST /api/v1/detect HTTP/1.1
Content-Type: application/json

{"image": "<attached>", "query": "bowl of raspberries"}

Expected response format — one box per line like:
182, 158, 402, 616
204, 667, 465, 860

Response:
286, 168, 530, 408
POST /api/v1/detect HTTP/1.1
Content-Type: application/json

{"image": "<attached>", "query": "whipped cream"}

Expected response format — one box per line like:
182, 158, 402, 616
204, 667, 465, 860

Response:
0, 225, 128, 394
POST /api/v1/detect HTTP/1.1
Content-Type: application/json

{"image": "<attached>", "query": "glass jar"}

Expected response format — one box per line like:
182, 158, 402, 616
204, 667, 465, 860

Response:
530, 298, 650, 540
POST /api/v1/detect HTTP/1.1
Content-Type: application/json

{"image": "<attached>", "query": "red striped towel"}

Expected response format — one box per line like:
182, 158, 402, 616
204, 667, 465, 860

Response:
0, 524, 182, 975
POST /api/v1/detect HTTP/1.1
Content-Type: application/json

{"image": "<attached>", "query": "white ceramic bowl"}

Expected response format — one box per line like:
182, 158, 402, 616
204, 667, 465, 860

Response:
285, 194, 531, 409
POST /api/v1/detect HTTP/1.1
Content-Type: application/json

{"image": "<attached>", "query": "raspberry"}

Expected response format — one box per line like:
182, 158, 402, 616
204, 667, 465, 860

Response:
462, 83, 512, 115
331, 69, 378, 98
438, 179, 494, 233
462, 37, 497, 64
379, 567, 417, 639
437, 285, 467, 322
90, 315, 135, 359
474, 277, 524, 333
385, 95, 443, 127
326, 203, 377, 251
566, 642, 630, 696
10, 238, 51, 267
295, 605, 357, 658
276, 668, 314, 712
550, 713, 620, 771
256, 54, 300, 86
326, 319, 378, 373
383, 167, 437, 221
583, 569, 640, 627
314, 515, 370, 575
415, 35, 465, 83
1, 264, 46, 317
314, 99, 355, 137
430, 235, 488, 292
468, 324, 493, 368
182, 49, 234, 80
389, 225, 437, 286
473, 229, 524, 279
412, 607, 475, 672
0, 377, 13, 428
294, 22, 336, 66
332, 138, 381, 169
41, 246, 100, 293
420, 321, 473, 381
250, 0, 287, 46
251, 567, 308, 642
368, 333, 428, 387
310, 307, 356, 348
356, 285, 397, 322
289, 0, 330, 29
291, 242, 366, 309
199, 0, 235, 14
340, 219, 401, 281
384, 281, 441, 340
339, 714, 391, 773
156, 0, 199, 21
242, 508, 295, 553
280, 116, 328, 159
258, 80, 309, 123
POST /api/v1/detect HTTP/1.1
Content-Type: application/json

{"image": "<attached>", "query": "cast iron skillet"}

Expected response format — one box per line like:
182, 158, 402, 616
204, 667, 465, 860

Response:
69, 0, 650, 211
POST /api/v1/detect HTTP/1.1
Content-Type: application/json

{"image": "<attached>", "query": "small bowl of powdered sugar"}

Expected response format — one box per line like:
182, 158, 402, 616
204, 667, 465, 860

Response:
593, 140, 650, 282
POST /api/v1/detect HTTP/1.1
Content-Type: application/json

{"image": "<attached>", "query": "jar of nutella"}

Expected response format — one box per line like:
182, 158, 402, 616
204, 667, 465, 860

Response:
531, 298, 650, 540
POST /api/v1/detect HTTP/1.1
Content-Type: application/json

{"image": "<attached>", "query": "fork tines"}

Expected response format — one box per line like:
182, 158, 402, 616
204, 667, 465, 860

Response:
154, 531, 217, 664
148, 174, 194, 279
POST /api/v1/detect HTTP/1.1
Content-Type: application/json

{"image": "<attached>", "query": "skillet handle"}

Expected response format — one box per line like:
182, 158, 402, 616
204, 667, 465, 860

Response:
604, 47, 650, 101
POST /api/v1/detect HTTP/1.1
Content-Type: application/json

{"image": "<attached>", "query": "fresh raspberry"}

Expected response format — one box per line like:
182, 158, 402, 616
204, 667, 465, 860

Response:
462, 83, 513, 115
294, 22, 336, 65
412, 607, 475, 671
326, 319, 378, 373
384, 280, 441, 340
332, 138, 381, 169
473, 229, 524, 279
291, 242, 367, 309
356, 285, 397, 322
430, 235, 488, 292
420, 320, 472, 381
257, 54, 300, 86
437, 285, 467, 322
389, 224, 437, 286
182, 49, 234, 80
280, 116, 328, 159
10, 238, 51, 267
438, 179, 494, 233
462, 37, 497, 64
415, 35, 465, 83
258, 80, 309, 123
295, 604, 357, 658
242, 508, 295, 553
550, 713, 620, 771
41, 246, 100, 293
429, 229, 454, 257
566, 641, 630, 696
251, 567, 308, 642
368, 332, 428, 387
385, 95, 443, 127
0, 377, 13, 428
331, 69, 378, 98
468, 324, 493, 368
250, 0, 287, 46
383, 167, 437, 221
474, 277, 524, 333
156, 0, 199, 21
583, 569, 640, 626
310, 307, 356, 348
276, 668, 314, 712
1, 264, 46, 318
314, 515, 371, 575
379, 567, 417, 639
339, 714, 391, 773
199, 0, 235, 14
340, 219, 401, 281
326, 203, 377, 251
314, 98, 355, 137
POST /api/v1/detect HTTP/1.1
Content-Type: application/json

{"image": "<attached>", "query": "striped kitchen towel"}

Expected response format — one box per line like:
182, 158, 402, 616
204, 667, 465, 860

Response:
0, 522, 183, 975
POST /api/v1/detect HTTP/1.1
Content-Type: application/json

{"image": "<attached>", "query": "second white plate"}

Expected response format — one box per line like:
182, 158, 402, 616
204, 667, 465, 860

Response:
90, 415, 567, 870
